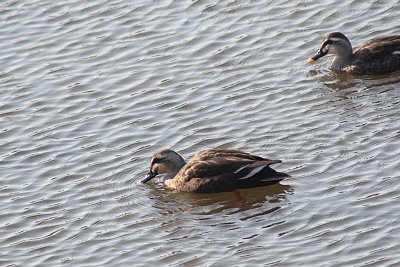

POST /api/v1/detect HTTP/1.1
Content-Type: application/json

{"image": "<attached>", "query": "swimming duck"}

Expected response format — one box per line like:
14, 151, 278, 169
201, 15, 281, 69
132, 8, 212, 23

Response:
308, 32, 400, 75
141, 149, 289, 193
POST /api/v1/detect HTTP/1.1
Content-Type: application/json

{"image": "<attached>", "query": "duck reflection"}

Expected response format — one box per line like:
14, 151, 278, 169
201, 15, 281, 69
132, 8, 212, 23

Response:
308, 67, 400, 92
147, 182, 292, 215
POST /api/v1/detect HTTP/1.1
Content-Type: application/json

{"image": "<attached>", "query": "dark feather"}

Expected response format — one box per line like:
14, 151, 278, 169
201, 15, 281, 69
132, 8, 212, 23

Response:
350, 36, 400, 75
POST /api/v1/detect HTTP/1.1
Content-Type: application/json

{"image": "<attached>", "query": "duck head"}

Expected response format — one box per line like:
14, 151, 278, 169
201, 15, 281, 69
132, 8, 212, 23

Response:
308, 32, 352, 63
142, 149, 186, 183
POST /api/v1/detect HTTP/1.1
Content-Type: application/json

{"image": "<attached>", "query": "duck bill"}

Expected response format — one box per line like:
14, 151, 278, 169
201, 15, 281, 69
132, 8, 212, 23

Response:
141, 171, 157, 183
307, 49, 327, 62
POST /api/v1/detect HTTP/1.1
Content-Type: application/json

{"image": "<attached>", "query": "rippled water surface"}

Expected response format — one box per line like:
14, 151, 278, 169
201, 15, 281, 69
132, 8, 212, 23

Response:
1, 0, 400, 266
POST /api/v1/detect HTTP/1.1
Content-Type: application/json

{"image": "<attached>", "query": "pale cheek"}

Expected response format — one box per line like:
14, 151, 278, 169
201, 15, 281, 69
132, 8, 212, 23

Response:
325, 45, 338, 55
156, 164, 169, 174
151, 166, 158, 174
152, 164, 161, 173
323, 45, 330, 54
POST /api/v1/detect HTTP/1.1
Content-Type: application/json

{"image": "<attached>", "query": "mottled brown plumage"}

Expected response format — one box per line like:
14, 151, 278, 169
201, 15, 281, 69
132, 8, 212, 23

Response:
308, 32, 400, 75
141, 149, 289, 193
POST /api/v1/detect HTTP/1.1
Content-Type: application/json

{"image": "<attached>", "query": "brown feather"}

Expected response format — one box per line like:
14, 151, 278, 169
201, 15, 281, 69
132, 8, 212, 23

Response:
349, 36, 400, 75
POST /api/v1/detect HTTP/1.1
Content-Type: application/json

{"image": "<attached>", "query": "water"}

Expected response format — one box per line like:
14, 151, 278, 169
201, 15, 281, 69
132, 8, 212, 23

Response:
1, 0, 400, 266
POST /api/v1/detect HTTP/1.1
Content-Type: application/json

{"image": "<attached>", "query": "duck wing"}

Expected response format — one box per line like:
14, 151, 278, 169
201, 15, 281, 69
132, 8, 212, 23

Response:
181, 157, 255, 180
351, 36, 400, 74
190, 149, 278, 162
171, 157, 250, 192
174, 157, 287, 193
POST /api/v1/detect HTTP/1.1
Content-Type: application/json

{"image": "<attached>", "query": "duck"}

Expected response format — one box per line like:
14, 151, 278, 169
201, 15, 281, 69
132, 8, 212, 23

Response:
141, 149, 289, 193
307, 32, 400, 75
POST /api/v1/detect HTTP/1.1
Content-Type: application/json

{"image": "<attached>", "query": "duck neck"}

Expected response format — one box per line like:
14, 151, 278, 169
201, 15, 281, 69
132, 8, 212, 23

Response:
331, 44, 353, 69
165, 156, 186, 180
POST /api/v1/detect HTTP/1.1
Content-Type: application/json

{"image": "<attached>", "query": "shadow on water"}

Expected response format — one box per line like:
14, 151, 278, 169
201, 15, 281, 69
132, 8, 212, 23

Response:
143, 181, 293, 216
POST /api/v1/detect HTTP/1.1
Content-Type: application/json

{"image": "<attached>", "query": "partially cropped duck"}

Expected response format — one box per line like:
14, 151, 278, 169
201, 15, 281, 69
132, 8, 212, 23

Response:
141, 149, 289, 193
308, 32, 400, 75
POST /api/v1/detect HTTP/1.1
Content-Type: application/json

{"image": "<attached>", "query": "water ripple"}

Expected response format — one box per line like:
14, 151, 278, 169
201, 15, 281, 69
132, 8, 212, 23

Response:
1, 0, 400, 266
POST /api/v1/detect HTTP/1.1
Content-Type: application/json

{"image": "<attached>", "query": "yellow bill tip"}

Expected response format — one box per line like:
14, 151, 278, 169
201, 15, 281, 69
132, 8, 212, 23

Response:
307, 58, 315, 63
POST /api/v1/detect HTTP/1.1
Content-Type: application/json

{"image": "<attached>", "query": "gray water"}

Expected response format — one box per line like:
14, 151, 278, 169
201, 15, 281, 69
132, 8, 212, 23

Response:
1, 0, 400, 266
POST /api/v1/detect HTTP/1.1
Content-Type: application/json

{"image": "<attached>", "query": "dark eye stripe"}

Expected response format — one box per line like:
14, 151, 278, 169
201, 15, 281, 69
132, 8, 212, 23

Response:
151, 157, 162, 164
322, 39, 333, 47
